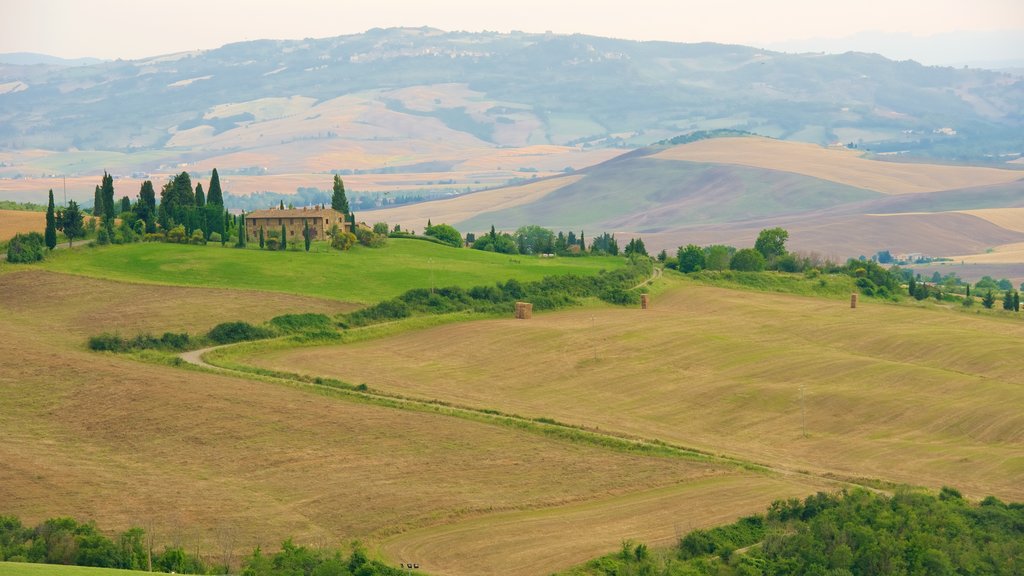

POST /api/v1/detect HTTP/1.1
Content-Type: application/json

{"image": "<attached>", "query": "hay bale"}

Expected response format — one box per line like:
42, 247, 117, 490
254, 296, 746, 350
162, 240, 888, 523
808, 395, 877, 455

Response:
515, 301, 533, 319
641, 294, 649, 310
850, 293, 858, 309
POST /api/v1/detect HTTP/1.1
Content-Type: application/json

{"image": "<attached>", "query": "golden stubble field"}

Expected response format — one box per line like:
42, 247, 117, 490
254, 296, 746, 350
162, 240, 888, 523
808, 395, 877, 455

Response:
239, 278, 1024, 507
0, 270, 833, 576
0, 209, 44, 240
652, 137, 1024, 194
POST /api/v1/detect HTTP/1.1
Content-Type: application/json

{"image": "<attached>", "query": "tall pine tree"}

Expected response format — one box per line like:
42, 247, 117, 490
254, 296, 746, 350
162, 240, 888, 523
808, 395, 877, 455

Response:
195, 183, 205, 207
303, 219, 311, 252
138, 180, 157, 233
331, 174, 349, 214
45, 189, 57, 251
206, 168, 223, 205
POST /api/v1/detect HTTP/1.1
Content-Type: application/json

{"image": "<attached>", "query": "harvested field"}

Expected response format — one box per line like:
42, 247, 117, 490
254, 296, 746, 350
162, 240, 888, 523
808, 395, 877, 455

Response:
238, 280, 1024, 502
956, 207, 1024, 234
652, 137, 1024, 194
0, 209, 44, 240
1, 270, 808, 576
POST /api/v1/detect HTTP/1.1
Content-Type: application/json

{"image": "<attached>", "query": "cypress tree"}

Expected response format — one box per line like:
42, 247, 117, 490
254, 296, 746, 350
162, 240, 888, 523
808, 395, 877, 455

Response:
331, 174, 349, 214
579, 231, 585, 250
303, 219, 311, 252
259, 226, 265, 249
223, 211, 231, 245
1003, 290, 1016, 311
281, 223, 287, 250
45, 189, 57, 250
207, 168, 223, 205
908, 276, 916, 296
235, 212, 246, 248
119, 196, 131, 213
1015, 291, 1020, 312
93, 185, 103, 217
101, 171, 115, 221
279, 200, 285, 210
195, 183, 205, 207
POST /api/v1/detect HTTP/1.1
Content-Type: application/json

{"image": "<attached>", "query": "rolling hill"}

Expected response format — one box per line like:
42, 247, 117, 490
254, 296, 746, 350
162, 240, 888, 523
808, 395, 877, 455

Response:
359, 135, 1024, 266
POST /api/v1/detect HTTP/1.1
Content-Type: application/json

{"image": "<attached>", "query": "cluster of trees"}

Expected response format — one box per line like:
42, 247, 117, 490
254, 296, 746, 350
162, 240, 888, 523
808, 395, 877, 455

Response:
344, 257, 652, 327
0, 515, 204, 573
470, 225, 630, 256
563, 487, 1024, 576
0, 514, 409, 575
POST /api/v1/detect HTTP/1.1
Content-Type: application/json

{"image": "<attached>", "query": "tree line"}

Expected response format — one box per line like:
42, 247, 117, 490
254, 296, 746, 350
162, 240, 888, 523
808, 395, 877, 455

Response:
0, 514, 412, 575
560, 487, 1024, 576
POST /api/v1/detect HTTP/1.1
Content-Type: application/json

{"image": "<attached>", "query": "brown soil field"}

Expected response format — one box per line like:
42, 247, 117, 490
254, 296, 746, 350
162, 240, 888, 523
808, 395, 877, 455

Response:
652, 137, 1024, 194
0, 270, 822, 575
0, 209, 44, 240
238, 281, 1024, 504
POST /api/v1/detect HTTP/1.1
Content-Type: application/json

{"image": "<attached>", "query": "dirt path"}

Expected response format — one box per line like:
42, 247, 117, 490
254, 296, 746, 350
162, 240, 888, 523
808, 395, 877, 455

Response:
179, 344, 231, 369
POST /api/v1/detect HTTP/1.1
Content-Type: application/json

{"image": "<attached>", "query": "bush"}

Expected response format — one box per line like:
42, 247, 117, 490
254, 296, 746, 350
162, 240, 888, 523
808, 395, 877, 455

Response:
270, 313, 334, 332
208, 232, 222, 243
425, 223, 463, 247
207, 321, 274, 344
166, 225, 187, 244
143, 232, 165, 242
730, 248, 766, 272
5, 232, 45, 263
88, 333, 129, 352
189, 229, 206, 245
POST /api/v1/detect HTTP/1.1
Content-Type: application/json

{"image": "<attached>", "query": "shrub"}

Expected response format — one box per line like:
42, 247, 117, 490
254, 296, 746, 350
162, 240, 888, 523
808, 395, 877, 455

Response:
270, 313, 333, 332
730, 248, 766, 271
143, 232, 165, 242
5, 232, 45, 263
189, 229, 206, 245
166, 225, 187, 244
208, 232, 222, 243
425, 223, 463, 247
88, 333, 129, 352
207, 321, 274, 344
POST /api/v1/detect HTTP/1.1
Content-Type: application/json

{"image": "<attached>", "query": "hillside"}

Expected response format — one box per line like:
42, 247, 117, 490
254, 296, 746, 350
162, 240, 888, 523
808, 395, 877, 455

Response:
359, 136, 1024, 263
0, 27, 1020, 195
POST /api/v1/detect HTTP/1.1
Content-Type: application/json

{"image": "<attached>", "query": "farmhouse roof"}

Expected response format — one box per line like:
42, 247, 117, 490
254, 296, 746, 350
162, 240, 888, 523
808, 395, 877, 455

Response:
246, 207, 345, 219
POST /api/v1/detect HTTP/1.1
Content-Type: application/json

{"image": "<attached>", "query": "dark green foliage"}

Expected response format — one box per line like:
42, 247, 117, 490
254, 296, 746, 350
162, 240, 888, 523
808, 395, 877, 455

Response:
207, 321, 275, 344
207, 168, 224, 205
754, 226, 789, 266
119, 196, 131, 213
425, 222, 463, 247
55, 200, 85, 247
158, 172, 195, 229
563, 488, 1024, 576
677, 244, 705, 273
6, 232, 45, 263
0, 200, 47, 211
92, 185, 103, 217
136, 180, 157, 233
589, 232, 618, 255
471, 230, 518, 253
513, 224, 555, 254
331, 174, 349, 214
88, 332, 191, 352
729, 248, 766, 271
908, 275, 917, 296
624, 237, 647, 257
259, 226, 265, 249
281, 224, 288, 250
1003, 290, 1016, 311
344, 259, 651, 327
270, 313, 334, 333
194, 183, 205, 207
983, 290, 996, 309
304, 219, 311, 251
236, 213, 247, 247
100, 172, 115, 221
44, 189, 57, 250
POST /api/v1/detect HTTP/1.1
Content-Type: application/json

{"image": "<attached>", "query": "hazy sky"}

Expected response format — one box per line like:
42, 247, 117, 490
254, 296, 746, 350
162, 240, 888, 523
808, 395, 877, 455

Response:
3, 0, 1022, 60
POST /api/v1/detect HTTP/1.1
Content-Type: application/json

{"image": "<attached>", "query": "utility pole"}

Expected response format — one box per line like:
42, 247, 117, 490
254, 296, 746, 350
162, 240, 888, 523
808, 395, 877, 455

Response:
800, 383, 807, 438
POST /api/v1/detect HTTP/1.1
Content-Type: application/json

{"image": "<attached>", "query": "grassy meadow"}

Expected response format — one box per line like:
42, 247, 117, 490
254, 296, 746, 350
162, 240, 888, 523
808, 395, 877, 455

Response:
32, 239, 624, 303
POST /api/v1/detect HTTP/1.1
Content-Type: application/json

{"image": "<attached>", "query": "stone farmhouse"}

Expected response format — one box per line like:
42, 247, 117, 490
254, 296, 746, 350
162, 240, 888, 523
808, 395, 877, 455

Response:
244, 207, 349, 243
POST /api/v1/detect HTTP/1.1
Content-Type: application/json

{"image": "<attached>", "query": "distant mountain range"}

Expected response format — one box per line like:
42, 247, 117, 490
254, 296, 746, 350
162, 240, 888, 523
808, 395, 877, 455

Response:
0, 27, 1021, 167
0, 51, 106, 67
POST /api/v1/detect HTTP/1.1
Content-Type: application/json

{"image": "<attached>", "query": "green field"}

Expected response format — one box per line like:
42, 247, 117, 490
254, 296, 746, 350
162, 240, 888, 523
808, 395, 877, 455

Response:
32, 239, 624, 303
0, 563, 152, 576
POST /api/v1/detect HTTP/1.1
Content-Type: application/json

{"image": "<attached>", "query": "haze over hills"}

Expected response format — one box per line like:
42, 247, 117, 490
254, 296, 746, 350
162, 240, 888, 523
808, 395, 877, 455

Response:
0, 26, 1021, 173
